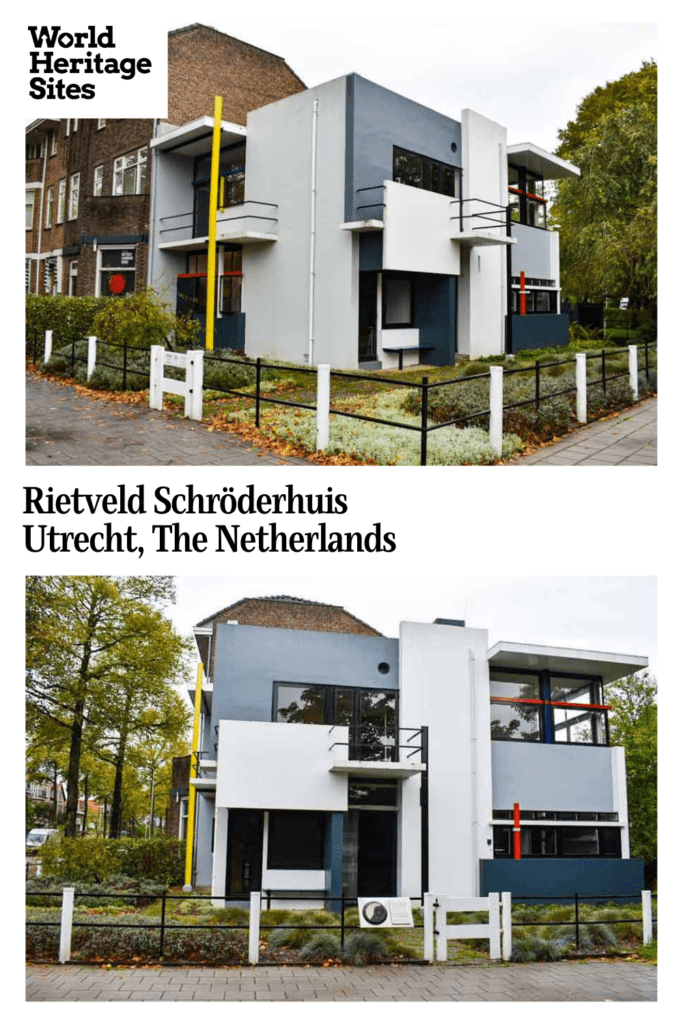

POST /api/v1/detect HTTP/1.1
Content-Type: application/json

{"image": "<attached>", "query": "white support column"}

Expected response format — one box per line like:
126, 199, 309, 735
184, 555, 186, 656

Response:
186, 350, 204, 421
59, 887, 75, 963
211, 807, 229, 907
423, 893, 435, 962
576, 353, 587, 423
87, 336, 97, 381
642, 890, 653, 945
249, 890, 261, 965
44, 329, 52, 364
316, 364, 331, 451
434, 894, 448, 963
149, 346, 164, 410
489, 365, 503, 457
501, 891, 512, 961
629, 345, 639, 400
488, 891, 501, 960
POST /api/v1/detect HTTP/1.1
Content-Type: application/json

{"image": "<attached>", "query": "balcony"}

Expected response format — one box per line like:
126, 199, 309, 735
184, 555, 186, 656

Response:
158, 200, 278, 253
189, 749, 217, 791
327, 725, 426, 779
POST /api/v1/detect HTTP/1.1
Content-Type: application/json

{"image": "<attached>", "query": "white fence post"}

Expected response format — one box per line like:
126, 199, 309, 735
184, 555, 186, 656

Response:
629, 344, 639, 400
186, 350, 204, 421
87, 336, 97, 381
642, 890, 653, 945
488, 891, 501, 960
316, 364, 331, 451
435, 894, 448, 963
249, 891, 261, 965
501, 892, 512, 961
149, 346, 164, 410
489, 365, 503, 457
423, 894, 435, 962
59, 887, 75, 963
576, 352, 587, 423
44, 329, 52, 364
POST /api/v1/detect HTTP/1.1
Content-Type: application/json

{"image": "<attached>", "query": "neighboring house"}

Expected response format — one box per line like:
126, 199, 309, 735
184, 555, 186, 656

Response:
167, 753, 192, 839
150, 74, 580, 363
26, 778, 67, 824
184, 596, 647, 903
24, 24, 305, 301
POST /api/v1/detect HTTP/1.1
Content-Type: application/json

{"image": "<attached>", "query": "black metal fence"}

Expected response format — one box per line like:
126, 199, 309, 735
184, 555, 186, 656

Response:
29, 331, 153, 389
509, 892, 656, 953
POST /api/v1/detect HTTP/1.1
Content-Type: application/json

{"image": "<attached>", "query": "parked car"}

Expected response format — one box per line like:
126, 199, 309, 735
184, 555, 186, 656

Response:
26, 828, 57, 851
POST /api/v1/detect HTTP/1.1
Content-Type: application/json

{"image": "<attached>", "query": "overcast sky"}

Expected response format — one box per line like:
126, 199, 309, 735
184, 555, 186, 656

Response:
156, 10, 657, 153
168, 576, 657, 671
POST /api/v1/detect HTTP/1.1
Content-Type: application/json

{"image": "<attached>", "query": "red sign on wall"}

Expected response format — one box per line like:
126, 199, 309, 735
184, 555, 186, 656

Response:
108, 273, 126, 295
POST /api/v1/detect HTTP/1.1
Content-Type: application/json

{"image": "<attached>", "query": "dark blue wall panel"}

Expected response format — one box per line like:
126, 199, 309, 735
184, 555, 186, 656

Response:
480, 858, 645, 904
413, 274, 456, 366
511, 314, 570, 352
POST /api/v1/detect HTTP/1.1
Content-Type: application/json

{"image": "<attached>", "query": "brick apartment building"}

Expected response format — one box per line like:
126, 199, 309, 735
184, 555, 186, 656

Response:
25, 24, 305, 299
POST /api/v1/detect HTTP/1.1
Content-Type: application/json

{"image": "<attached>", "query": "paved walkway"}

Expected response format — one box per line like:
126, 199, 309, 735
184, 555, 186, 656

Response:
26, 374, 309, 466
26, 962, 656, 1001
509, 397, 657, 465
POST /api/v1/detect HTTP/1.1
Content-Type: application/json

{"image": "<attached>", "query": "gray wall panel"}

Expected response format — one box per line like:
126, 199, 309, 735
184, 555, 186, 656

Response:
491, 741, 614, 812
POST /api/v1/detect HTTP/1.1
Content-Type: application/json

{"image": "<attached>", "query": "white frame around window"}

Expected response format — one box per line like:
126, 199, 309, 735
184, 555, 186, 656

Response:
57, 179, 66, 223
96, 245, 137, 297
65, 119, 70, 137
49, 129, 57, 156
68, 173, 80, 220
97, 119, 106, 130
113, 148, 148, 196
26, 191, 35, 230
94, 165, 104, 197
45, 185, 54, 228
69, 260, 78, 296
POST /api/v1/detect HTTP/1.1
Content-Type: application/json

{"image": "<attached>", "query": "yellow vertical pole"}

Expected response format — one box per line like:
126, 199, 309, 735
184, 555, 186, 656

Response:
205, 95, 223, 352
183, 662, 204, 890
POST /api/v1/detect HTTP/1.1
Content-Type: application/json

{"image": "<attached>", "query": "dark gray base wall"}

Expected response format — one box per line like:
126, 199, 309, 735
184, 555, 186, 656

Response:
511, 314, 570, 352
192, 313, 246, 350
480, 858, 644, 904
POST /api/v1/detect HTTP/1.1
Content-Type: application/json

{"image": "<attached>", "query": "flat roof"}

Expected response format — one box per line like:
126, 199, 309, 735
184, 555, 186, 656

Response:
507, 143, 580, 180
151, 116, 246, 157
488, 641, 647, 683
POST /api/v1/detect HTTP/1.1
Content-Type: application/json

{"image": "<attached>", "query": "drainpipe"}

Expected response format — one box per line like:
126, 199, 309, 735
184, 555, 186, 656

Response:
307, 99, 319, 365
183, 662, 204, 891
469, 650, 478, 895
147, 118, 159, 292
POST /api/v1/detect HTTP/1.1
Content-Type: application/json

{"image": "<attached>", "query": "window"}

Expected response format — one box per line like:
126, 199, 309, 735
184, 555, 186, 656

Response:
383, 276, 413, 327
113, 148, 148, 196
508, 163, 547, 228
68, 173, 80, 220
176, 251, 243, 318
26, 191, 35, 230
93, 165, 104, 197
490, 668, 608, 745
511, 289, 558, 315
267, 811, 326, 869
48, 130, 57, 156
26, 142, 42, 160
393, 146, 460, 198
97, 119, 106, 130
274, 683, 326, 724
69, 260, 78, 296
97, 247, 136, 297
44, 257, 59, 295
45, 186, 54, 228
493, 825, 621, 858
57, 179, 66, 223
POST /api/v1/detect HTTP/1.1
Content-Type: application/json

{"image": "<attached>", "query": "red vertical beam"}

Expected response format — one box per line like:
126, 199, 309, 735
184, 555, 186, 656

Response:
513, 802, 521, 859
520, 272, 526, 316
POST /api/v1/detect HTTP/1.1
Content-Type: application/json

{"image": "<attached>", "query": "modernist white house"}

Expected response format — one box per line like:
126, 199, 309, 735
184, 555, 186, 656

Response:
185, 597, 647, 904
148, 74, 580, 369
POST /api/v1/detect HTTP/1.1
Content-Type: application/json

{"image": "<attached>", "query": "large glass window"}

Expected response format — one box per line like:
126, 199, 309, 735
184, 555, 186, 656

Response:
274, 683, 325, 724
383, 277, 413, 328
508, 163, 547, 228
113, 148, 148, 196
393, 146, 460, 198
490, 668, 608, 745
267, 811, 326, 869
493, 825, 621, 858
98, 247, 136, 297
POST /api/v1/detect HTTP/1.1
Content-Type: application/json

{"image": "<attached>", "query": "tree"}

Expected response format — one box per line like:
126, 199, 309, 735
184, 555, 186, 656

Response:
605, 673, 657, 863
551, 62, 657, 308
26, 577, 183, 837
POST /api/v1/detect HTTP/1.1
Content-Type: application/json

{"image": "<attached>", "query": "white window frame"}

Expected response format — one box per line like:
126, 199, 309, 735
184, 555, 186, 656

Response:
95, 245, 137, 298
97, 119, 106, 130
112, 148, 148, 196
49, 129, 57, 156
45, 185, 53, 228
57, 179, 66, 224
68, 172, 80, 220
65, 119, 70, 137
93, 165, 104, 197
26, 190, 35, 230
69, 260, 78, 296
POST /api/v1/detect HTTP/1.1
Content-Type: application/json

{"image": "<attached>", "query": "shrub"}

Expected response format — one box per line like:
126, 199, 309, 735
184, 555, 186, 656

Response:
38, 837, 184, 887
208, 906, 250, 926
342, 931, 388, 965
68, 917, 248, 963
510, 936, 569, 962
578, 923, 619, 952
91, 290, 200, 351
268, 927, 311, 950
26, 294, 111, 341
300, 932, 342, 962
26, 876, 166, 909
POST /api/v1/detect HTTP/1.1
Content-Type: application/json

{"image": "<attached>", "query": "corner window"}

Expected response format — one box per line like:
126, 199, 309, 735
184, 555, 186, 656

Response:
113, 148, 148, 196
267, 811, 326, 869
508, 163, 547, 228
393, 146, 460, 198
490, 668, 608, 745
68, 173, 80, 220
97, 247, 136, 297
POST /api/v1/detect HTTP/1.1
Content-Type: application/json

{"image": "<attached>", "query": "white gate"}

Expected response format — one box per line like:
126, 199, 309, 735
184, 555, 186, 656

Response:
423, 892, 509, 961
149, 347, 204, 420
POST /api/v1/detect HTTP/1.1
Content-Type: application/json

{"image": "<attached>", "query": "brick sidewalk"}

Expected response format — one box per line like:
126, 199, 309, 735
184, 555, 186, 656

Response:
26, 962, 656, 1001
508, 397, 657, 466
26, 374, 310, 467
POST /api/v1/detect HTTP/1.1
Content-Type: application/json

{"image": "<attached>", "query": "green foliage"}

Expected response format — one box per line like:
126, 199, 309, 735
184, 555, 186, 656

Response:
26, 295, 111, 341
69, 919, 247, 962
510, 936, 569, 962
299, 932, 342, 962
342, 931, 388, 965
605, 673, 657, 863
26, 875, 166, 909
38, 837, 185, 886
208, 906, 250, 926
90, 290, 200, 351
268, 926, 312, 950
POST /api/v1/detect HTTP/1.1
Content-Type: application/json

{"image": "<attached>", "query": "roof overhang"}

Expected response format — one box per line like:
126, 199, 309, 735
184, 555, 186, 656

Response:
507, 143, 580, 180
150, 116, 247, 157
26, 118, 59, 139
488, 642, 648, 683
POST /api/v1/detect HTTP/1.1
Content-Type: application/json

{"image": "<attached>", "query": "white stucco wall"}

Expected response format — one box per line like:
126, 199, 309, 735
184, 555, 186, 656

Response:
242, 77, 359, 368
149, 149, 196, 305
457, 109, 508, 358
383, 181, 460, 276
398, 621, 492, 898
215, 720, 349, 811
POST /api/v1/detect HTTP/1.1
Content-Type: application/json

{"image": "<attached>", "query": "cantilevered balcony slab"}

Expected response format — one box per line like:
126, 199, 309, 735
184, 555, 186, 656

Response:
450, 229, 516, 247
488, 642, 648, 683
329, 759, 425, 779
340, 219, 385, 233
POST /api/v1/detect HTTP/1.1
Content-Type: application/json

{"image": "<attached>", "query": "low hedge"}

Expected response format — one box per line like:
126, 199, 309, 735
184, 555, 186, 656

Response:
38, 836, 185, 886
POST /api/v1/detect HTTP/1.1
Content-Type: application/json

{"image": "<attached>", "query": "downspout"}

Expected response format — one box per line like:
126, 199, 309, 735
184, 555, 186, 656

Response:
469, 650, 479, 895
35, 133, 48, 294
183, 662, 204, 891
147, 118, 159, 291
307, 98, 319, 365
